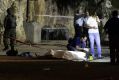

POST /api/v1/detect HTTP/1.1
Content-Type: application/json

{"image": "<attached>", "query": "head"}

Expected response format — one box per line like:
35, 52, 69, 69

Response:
75, 10, 79, 14
7, 8, 12, 15
111, 10, 118, 17
86, 11, 89, 16
68, 37, 73, 43
75, 9, 84, 15
84, 11, 89, 17
90, 11, 97, 17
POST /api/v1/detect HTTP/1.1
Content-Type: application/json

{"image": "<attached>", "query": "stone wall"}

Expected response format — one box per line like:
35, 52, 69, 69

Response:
0, 0, 114, 44
0, 0, 75, 43
0, 0, 26, 43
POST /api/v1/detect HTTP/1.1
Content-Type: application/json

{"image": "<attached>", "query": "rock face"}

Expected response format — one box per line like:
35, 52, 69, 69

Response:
0, 0, 26, 43
0, 0, 114, 43
0, 0, 74, 43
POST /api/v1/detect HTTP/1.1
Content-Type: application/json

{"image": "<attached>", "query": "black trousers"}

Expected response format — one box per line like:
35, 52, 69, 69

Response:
3, 29, 16, 50
74, 24, 83, 37
109, 36, 119, 64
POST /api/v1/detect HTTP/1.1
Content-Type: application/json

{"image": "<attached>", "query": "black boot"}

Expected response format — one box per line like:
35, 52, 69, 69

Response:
3, 46, 9, 51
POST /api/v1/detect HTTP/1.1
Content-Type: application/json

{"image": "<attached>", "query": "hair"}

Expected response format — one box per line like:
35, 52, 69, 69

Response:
7, 8, 11, 15
111, 10, 118, 17
74, 9, 79, 14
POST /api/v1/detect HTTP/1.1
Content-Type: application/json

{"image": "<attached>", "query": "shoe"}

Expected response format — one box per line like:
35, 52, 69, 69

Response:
6, 49, 18, 56
97, 56, 104, 59
110, 61, 116, 65
88, 56, 97, 61
93, 57, 97, 60
88, 55, 93, 61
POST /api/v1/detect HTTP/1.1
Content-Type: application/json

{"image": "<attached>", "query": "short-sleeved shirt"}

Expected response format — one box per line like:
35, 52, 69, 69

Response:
86, 16, 100, 33
76, 17, 84, 26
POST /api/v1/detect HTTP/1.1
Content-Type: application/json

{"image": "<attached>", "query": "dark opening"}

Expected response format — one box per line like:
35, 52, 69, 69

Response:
41, 26, 69, 40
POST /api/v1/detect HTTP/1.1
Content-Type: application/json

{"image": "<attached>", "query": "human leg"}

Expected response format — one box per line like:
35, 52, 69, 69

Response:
3, 37, 9, 50
3, 31, 10, 51
10, 29, 16, 50
115, 39, 119, 64
89, 33, 95, 57
94, 33, 102, 58
74, 26, 82, 38
110, 48, 116, 64
116, 49, 119, 63
109, 38, 116, 64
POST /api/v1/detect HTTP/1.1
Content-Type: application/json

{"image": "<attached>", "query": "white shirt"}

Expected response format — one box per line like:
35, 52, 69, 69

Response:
76, 17, 84, 26
86, 16, 100, 33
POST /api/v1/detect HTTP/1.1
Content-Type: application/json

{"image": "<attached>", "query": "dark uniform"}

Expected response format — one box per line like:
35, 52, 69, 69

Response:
104, 10, 119, 64
67, 37, 80, 51
3, 8, 16, 51
74, 13, 83, 38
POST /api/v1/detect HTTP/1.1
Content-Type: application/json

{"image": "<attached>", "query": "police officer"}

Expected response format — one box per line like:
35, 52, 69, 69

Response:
3, 8, 17, 51
104, 10, 119, 64
74, 10, 84, 38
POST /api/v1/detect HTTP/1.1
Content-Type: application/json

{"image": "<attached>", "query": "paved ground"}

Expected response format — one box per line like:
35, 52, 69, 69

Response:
0, 40, 110, 62
0, 41, 117, 80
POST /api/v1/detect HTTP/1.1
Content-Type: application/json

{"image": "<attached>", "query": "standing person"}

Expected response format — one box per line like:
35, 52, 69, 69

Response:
104, 10, 119, 64
86, 12, 102, 59
3, 8, 17, 51
73, 10, 85, 48
74, 10, 83, 37
82, 11, 90, 48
